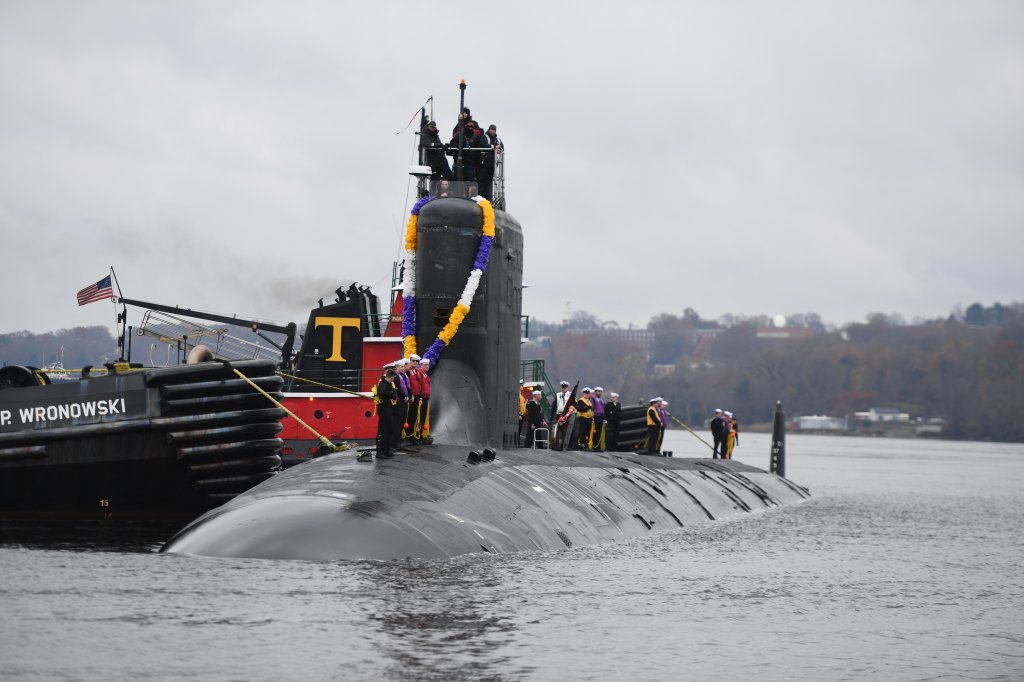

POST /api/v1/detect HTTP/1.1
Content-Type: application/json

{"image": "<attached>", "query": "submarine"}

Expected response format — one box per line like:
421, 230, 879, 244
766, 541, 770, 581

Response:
161, 93, 809, 562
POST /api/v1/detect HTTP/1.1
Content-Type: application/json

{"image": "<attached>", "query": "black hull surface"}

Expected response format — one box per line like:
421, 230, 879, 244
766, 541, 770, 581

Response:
0, 360, 285, 517
162, 446, 810, 561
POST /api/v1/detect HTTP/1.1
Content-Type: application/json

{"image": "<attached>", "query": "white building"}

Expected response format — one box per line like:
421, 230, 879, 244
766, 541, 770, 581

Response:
795, 415, 847, 432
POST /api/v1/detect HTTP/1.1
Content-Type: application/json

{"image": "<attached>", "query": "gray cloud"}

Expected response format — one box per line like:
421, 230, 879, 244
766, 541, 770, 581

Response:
1, 1, 1021, 337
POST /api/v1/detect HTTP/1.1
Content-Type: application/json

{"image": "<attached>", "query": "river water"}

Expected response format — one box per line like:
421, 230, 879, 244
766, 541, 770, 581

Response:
1, 433, 1022, 681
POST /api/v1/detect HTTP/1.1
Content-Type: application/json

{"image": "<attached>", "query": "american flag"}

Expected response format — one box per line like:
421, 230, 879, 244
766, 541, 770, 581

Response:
77, 275, 113, 306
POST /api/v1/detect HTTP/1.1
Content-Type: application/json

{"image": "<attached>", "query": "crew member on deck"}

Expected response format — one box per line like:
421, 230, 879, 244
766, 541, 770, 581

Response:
658, 400, 670, 454
375, 367, 399, 460
724, 411, 739, 459
643, 397, 663, 455
395, 359, 412, 443
407, 355, 424, 443
552, 381, 572, 421
574, 388, 595, 450
710, 408, 725, 458
605, 392, 622, 451
592, 387, 606, 451
415, 358, 432, 442
518, 380, 527, 447
524, 390, 548, 448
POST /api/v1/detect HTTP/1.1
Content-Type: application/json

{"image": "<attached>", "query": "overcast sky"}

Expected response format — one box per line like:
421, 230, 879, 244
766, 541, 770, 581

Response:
1, 1, 1021, 339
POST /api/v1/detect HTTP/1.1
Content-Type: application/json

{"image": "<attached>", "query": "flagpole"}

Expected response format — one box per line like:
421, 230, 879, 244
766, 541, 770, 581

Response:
109, 266, 128, 362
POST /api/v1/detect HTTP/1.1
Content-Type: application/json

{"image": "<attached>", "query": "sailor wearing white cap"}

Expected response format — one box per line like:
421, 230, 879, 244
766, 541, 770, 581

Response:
391, 360, 413, 445
644, 398, 664, 455
605, 391, 622, 451
592, 387, 606, 451
517, 380, 527, 447
523, 390, 548, 448
710, 408, 727, 458
374, 366, 399, 459
574, 388, 595, 450
656, 401, 669, 453
408, 357, 431, 444
553, 381, 573, 422
723, 411, 739, 459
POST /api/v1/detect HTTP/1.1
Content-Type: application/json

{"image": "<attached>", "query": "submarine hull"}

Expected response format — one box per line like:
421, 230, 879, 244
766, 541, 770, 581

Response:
161, 447, 810, 561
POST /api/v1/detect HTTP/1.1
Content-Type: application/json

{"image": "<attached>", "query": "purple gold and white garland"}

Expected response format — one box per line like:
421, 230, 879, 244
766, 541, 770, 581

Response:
400, 194, 496, 366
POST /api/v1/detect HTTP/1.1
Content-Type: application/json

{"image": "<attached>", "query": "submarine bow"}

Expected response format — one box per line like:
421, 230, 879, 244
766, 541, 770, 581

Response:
161, 445, 809, 561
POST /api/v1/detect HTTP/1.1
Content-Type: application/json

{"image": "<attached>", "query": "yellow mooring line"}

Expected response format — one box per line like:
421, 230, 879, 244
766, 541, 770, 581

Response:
665, 412, 716, 453
231, 368, 351, 454
275, 371, 368, 397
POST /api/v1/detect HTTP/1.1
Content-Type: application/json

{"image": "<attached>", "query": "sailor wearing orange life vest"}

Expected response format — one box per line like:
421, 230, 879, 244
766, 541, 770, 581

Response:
723, 410, 738, 459
574, 388, 595, 450
643, 397, 663, 455
518, 379, 527, 447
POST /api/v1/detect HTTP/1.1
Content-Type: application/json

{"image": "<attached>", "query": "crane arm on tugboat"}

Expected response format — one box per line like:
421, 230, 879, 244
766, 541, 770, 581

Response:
115, 297, 298, 370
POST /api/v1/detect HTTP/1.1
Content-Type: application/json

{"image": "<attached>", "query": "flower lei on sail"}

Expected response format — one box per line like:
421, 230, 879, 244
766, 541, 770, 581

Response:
400, 195, 432, 359
400, 194, 496, 366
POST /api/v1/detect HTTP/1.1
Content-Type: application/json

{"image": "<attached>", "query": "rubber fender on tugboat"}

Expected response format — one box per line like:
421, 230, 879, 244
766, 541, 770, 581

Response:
176, 438, 284, 463
165, 421, 284, 446
0, 365, 48, 390
193, 470, 279, 492
617, 425, 649, 439
185, 453, 283, 476
618, 415, 648, 429
616, 433, 646, 448
187, 345, 215, 364
618, 406, 647, 419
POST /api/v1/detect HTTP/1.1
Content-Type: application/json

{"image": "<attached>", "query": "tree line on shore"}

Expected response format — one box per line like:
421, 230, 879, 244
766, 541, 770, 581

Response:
5, 301, 1022, 442
526, 302, 1024, 443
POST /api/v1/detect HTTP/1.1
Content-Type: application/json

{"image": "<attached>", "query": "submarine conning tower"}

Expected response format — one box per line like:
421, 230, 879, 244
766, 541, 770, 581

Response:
414, 198, 524, 449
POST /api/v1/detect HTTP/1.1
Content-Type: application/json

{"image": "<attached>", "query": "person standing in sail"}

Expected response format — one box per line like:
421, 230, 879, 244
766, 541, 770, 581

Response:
479, 124, 503, 200
420, 120, 452, 181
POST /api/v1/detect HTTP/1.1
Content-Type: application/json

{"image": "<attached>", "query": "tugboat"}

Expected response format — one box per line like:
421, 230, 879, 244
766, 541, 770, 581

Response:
0, 359, 285, 517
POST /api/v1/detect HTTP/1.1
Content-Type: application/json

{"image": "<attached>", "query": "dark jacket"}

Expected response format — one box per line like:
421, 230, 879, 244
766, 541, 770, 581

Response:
375, 376, 398, 413
481, 132, 502, 168
420, 123, 451, 177
710, 415, 725, 438
575, 397, 594, 419
450, 124, 489, 162
525, 400, 546, 428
